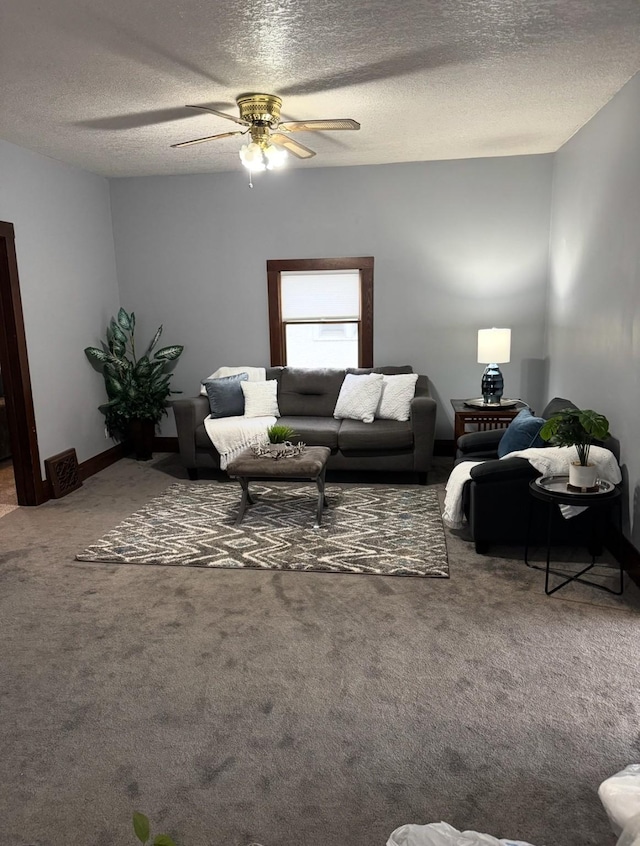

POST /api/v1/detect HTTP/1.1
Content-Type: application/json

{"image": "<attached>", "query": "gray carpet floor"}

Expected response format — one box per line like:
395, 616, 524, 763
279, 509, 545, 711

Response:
1, 454, 638, 846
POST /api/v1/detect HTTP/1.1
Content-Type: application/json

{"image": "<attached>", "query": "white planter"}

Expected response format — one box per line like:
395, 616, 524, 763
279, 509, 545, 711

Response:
569, 461, 598, 490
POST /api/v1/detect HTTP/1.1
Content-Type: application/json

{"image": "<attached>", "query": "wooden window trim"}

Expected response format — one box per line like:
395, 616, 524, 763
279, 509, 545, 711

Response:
266, 257, 373, 367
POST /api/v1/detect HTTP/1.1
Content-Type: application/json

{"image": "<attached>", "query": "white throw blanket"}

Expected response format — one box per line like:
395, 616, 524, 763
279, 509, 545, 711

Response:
443, 461, 483, 529
443, 445, 622, 529
200, 367, 272, 468
199, 366, 266, 395
203, 414, 275, 469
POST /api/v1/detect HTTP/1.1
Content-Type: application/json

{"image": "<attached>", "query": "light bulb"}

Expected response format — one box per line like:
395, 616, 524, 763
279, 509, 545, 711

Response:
239, 142, 266, 172
264, 144, 287, 169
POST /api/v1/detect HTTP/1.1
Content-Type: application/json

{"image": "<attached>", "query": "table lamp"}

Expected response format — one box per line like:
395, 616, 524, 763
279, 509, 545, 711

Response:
477, 328, 511, 405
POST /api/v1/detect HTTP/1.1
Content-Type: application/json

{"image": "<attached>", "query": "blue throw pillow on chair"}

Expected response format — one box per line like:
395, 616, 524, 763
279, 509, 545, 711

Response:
497, 407, 545, 458
203, 373, 248, 418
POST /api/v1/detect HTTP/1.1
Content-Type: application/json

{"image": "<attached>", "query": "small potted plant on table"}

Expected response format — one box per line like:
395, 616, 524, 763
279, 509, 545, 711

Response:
267, 424, 297, 445
539, 407, 610, 490
251, 424, 305, 458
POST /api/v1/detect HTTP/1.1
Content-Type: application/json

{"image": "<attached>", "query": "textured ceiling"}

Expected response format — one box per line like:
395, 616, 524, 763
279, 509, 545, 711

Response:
1, 0, 640, 177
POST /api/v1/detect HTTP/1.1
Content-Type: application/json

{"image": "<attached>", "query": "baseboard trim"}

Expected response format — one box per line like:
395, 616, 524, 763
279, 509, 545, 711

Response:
154, 436, 179, 452
39, 441, 180, 502
37, 443, 125, 504
79, 443, 126, 481
434, 439, 455, 457
606, 526, 640, 590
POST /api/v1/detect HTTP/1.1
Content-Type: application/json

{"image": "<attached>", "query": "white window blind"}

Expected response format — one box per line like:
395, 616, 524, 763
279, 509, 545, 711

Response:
280, 271, 360, 321
285, 324, 358, 367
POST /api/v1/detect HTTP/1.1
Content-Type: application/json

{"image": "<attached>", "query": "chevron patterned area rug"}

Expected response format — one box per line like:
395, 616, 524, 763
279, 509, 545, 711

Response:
76, 482, 448, 577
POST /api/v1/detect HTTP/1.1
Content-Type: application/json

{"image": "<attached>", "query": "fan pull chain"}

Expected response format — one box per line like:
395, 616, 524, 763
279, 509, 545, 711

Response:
248, 167, 254, 188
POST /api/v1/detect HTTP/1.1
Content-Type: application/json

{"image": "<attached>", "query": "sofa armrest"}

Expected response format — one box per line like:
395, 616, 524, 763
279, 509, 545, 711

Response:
173, 396, 210, 467
410, 394, 437, 472
465, 457, 545, 551
469, 456, 540, 484
457, 428, 504, 456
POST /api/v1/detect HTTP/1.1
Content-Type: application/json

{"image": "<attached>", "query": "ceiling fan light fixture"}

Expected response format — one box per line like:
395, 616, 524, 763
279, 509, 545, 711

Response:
239, 140, 287, 172
263, 144, 287, 169
174, 92, 359, 178
239, 141, 266, 171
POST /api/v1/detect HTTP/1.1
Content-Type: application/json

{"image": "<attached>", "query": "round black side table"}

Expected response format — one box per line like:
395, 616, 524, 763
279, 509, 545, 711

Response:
525, 475, 623, 596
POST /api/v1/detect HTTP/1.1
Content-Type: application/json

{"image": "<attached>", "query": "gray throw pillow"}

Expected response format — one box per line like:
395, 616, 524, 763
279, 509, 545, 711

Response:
203, 373, 248, 418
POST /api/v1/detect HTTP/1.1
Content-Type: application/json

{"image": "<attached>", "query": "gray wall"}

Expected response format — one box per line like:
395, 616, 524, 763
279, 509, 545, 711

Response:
109, 155, 553, 439
548, 72, 640, 540
0, 139, 120, 470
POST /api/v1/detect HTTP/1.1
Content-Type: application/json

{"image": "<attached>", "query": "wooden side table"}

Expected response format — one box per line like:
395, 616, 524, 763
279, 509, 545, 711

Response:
450, 399, 527, 444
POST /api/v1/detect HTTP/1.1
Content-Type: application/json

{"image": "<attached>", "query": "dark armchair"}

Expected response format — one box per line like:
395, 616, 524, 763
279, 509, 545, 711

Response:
455, 397, 608, 554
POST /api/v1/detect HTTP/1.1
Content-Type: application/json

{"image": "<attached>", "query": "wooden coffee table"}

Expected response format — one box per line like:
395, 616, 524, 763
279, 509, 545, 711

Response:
226, 446, 331, 528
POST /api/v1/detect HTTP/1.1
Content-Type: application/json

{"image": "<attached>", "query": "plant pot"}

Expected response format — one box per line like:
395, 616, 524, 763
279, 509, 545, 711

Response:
128, 418, 155, 461
267, 442, 293, 457
569, 461, 598, 490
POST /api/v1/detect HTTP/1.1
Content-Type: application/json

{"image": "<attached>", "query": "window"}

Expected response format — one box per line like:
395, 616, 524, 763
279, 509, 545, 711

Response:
267, 257, 373, 367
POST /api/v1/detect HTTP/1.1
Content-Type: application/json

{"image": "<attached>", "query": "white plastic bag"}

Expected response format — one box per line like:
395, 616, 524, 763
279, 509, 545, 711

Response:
386, 822, 536, 846
617, 812, 640, 846
599, 764, 640, 836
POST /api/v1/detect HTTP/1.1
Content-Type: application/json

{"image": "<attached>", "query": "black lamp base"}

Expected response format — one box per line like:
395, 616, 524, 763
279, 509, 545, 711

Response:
481, 364, 504, 405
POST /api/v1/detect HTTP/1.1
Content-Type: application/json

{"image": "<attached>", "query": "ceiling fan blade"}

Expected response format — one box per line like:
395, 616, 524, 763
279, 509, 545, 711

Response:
271, 133, 316, 159
278, 119, 360, 133
185, 104, 250, 126
170, 130, 244, 149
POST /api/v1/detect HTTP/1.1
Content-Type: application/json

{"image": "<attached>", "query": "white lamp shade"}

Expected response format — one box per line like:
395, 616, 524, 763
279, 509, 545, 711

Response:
477, 328, 511, 363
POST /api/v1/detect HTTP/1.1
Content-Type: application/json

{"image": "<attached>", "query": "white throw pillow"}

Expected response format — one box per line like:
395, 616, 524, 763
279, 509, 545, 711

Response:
333, 373, 384, 424
376, 373, 419, 421
241, 380, 280, 418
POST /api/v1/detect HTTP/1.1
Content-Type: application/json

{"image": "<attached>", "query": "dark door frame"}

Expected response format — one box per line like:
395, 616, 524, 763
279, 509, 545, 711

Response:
0, 221, 45, 505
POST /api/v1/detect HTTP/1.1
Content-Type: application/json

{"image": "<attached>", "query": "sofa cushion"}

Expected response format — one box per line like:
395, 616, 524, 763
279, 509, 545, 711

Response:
266, 366, 284, 384
338, 418, 413, 451
334, 373, 384, 423
347, 365, 413, 376
202, 373, 248, 418
278, 416, 341, 450
278, 367, 346, 416
497, 407, 545, 458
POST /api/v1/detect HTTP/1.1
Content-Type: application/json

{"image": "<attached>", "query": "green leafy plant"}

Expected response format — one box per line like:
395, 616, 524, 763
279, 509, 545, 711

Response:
539, 407, 610, 466
85, 308, 184, 438
267, 424, 297, 444
133, 811, 177, 846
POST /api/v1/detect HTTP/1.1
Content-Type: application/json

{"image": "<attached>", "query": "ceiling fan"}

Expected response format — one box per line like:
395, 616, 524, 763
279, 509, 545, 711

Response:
170, 93, 360, 169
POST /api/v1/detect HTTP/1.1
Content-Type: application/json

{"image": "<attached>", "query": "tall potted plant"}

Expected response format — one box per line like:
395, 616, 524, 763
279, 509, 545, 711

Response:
539, 407, 610, 489
85, 308, 184, 460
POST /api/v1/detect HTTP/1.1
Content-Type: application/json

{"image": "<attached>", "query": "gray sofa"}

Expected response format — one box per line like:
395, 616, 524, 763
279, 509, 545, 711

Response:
173, 365, 437, 483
